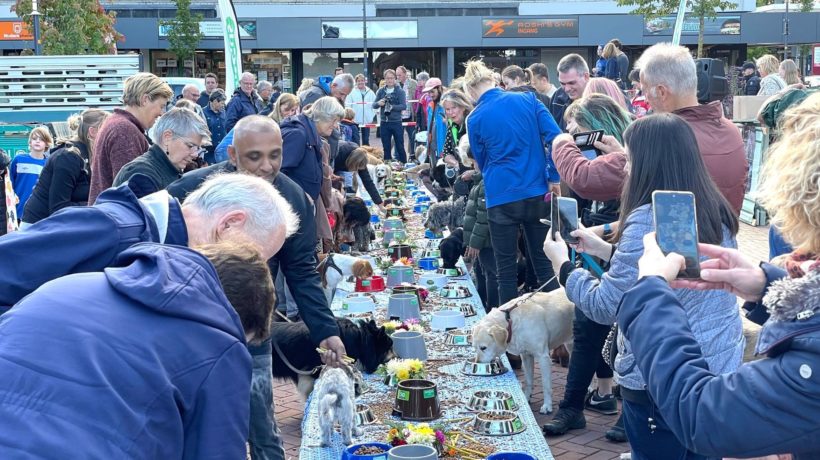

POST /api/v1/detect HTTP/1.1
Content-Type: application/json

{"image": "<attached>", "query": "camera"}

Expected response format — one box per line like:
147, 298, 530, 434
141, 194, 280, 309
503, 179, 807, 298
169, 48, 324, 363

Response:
382, 94, 394, 114
445, 165, 457, 179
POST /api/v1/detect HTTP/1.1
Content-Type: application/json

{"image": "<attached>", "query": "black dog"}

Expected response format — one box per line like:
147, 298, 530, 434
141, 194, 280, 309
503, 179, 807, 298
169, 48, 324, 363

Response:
439, 228, 464, 269
270, 318, 393, 398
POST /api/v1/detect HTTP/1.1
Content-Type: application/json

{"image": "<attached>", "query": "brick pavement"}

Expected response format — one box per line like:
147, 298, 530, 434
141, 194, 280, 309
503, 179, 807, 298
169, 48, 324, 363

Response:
272, 223, 770, 459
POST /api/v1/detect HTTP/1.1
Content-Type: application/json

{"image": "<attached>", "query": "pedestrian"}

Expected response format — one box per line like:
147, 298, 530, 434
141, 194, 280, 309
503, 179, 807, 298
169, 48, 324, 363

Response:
611, 38, 630, 90
397, 66, 418, 155
422, 77, 445, 166
502, 65, 551, 108
203, 89, 228, 164
300, 73, 354, 107
463, 59, 562, 305
10, 126, 52, 224
373, 69, 408, 163
527, 62, 557, 100
339, 107, 361, 145
271, 93, 300, 124
414, 72, 430, 136
550, 54, 591, 130
593, 44, 606, 77
740, 62, 761, 96
756, 54, 787, 96
334, 141, 384, 207
226, 72, 261, 133
438, 89, 473, 192
256, 80, 275, 116
0, 240, 275, 459
271, 81, 282, 104
89, 72, 173, 204
197, 72, 219, 108
22, 109, 109, 226
779, 59, 803, 87
347, 74, 376, 146
0, 148, 16, 235
543, 113, 743, 458
636, 43, 747, 214
601, 42, 620, 83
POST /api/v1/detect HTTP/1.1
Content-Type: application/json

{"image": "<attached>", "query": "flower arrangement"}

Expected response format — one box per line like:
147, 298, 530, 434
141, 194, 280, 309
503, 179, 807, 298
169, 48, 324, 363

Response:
376, 358, 425, 383
382, 318, 424, 335
395, 256, 414, 267
386, 423, 454, 456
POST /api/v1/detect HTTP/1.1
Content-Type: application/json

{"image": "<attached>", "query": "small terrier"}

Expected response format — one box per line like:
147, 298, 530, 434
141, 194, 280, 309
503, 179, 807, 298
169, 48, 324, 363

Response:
315, 364, 362, 446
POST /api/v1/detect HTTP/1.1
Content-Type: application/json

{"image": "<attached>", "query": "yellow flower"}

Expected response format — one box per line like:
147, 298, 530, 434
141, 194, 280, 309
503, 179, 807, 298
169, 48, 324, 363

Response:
396, 369, 410, 381
409, 359, 424, 373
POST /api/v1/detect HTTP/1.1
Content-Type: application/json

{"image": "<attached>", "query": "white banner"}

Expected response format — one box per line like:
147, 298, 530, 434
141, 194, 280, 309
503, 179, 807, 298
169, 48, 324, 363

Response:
217, 0, 242, 96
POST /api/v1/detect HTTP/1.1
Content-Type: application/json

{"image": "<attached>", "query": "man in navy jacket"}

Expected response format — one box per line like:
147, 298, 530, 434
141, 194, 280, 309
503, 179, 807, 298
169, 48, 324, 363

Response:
0, 242, 274, 459
226, 72, 261, 133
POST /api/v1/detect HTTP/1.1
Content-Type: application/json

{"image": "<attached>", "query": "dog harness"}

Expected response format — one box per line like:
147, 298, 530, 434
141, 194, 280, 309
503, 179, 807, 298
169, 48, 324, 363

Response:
499, 275, 559, 344
318, 253, 344, 288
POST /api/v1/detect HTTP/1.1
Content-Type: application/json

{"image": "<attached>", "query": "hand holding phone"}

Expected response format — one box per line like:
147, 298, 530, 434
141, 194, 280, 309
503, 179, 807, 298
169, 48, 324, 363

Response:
557, 197, 580, 244
652, 191, 701, 279
573, 130, 604, 161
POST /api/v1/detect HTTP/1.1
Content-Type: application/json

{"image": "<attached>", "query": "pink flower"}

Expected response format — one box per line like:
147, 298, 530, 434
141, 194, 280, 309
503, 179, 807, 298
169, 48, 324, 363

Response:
435, 430, 446, 444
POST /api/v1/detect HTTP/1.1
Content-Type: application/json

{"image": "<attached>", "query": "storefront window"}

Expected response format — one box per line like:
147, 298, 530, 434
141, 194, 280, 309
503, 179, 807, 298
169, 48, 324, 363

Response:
454, 48, 540, 77
243, 51, 292, 91
303, 52, 339, 79
371, 50, 439, 85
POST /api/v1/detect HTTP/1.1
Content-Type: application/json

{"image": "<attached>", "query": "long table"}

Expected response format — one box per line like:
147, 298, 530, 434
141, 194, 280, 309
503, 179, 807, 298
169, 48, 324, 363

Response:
298, 208, 556, 459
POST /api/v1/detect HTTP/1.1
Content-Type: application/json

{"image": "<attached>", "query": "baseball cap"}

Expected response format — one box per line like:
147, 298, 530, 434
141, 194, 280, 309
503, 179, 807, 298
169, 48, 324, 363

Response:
741, 62, 756, 71
422, 78, 443, 92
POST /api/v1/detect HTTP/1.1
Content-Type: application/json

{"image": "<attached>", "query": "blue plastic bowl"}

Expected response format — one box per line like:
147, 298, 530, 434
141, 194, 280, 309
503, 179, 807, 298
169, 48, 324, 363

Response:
343, 442, 392, 460
416, 196, 431, 204
370, 214, 381, 223
486, 453, 537, 460
424, 229, 443, 239
418, 257, 440, 271
413, 204, 429, 213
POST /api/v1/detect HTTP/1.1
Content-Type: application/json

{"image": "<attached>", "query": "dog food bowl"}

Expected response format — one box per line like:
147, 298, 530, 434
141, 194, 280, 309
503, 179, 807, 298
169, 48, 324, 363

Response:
386, 265, 415, 287
472, 410, 525, 436
384, 188, 402, 198
412, 204, 429, 214
388, 444, 438, 460
468, 390, 519, 412
387, 244, 413, 262
383, 217, 405, 230
459, 303, 477, 317
344, 442, 391, 460
382, 230, 407, 247
421, 238, 441, 249
355, 275, 386, 292
486, 453, 537, 460
462, 358, 508, 376
355, 404, 378, 425
382, 198, 406, 208
341, 296, 376, 314
437, 267, 465, 277
415, 196, 431, 204
421, 249, 441, 259
393, 379, 440, 422
417, 257, 440, 271
431, 310, 466, 331
387, 293, 421, 321
418, 273, 448, 291
439, 283, 472, 299
424, 230, 444, 240
386, 207, 406, 219
391, 331, 428, 361
391, 285, 423, 306
445, 329, 472, 346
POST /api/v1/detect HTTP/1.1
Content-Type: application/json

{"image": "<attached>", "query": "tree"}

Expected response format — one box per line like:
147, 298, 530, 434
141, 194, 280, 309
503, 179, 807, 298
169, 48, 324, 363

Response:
161, 0, 203, 75
12, 0, 121, 55
617, 0, 737, 58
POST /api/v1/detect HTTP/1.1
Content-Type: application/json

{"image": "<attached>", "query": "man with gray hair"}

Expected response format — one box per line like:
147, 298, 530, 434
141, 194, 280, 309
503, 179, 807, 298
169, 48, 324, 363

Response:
256, 80, 274, 116
300, 73, 355, 107
0, 172, 297, 311
636, 42, 747, 213
226, 71, 261, 133
168, 115, 346, 460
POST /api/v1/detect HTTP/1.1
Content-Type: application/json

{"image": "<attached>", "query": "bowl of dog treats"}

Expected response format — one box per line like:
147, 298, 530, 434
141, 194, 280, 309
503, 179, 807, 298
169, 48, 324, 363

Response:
462, 358, 508, 376
472, 410, 526, 436
437, 267, 465, 277
439, 283, 472, 299
467, 390, 519, 412
344, 442, 391, 460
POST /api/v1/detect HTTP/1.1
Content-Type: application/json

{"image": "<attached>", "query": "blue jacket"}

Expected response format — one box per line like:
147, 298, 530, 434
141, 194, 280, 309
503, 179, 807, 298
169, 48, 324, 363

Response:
300, 76, 333, 107
0, 243, 251, 458
466, 88, 561, 208
373, 85, 407, 124
0, 181, 188, 311
565, 204, 744, 390
203, 106, 227, 165
215, 128, 234, 164
604, 57, 620, 81
280, 113, 324, 200
225, 89, 260, 133
618, 270, 820, 459
426, 101, 447, 160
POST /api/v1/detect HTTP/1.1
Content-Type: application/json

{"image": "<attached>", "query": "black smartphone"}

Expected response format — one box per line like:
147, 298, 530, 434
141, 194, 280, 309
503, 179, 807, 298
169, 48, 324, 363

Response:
573, 130, 604, 161
652, 191, 701, 279
550, 194, 559, 240
557, 197, 579, 244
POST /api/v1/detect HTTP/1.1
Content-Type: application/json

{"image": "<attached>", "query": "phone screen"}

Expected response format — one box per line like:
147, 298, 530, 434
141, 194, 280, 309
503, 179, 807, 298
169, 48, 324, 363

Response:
652, 191, 701, 279
550, 194, 559, 240
557, 197, 579, 244
574, 131, 603, 161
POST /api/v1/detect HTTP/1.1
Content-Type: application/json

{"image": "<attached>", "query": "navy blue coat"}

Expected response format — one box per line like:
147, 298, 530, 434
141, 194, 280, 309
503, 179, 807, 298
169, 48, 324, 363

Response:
0, 243, 251, 458
225, 89, 260, 133
203, 106, 227, 165
618, 272, 820, 459
280, 114, 324, 201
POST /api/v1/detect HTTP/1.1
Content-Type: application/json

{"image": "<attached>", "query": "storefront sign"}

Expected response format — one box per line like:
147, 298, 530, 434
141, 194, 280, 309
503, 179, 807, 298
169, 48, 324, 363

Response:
644, 15, 741, 36
321, 21, 418, 40
482, 18, 579, 39
159, 20, 256, 39
0, 21, 33, 41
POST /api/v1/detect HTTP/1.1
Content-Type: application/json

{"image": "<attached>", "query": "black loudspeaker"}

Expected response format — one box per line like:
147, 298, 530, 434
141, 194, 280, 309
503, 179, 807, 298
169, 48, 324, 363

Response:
695, 58, 728, 103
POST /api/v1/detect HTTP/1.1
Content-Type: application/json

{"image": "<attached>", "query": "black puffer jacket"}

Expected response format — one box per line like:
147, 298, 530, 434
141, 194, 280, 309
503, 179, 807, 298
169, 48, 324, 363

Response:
0, 149, 10, 236
462, 172, 490, 250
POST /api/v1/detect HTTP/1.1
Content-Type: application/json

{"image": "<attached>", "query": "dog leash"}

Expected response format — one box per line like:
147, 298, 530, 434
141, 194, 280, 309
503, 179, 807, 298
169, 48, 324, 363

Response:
498, 275, 558, 344
271, 337, 324, 377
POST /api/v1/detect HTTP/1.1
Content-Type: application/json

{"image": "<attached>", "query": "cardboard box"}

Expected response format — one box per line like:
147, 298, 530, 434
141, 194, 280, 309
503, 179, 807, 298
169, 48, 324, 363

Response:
733, 95, 770, 122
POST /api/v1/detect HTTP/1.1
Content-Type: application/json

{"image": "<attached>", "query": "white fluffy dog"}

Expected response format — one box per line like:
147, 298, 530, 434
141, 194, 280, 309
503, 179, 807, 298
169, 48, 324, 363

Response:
472, 289, 574, 414
315, 364, 362, 446
318, 253, 374, 304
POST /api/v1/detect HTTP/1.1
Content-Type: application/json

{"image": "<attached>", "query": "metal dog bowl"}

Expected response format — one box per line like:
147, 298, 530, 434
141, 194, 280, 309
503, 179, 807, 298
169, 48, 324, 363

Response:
472, 410, 526, 436
437, 267, 465, 277
439, 283, 472, 299
459, 303, 477, 317
468, 390, 519, 412
355, 404, 377, 425
445, 329, 472, 346
462, 358, 508, 376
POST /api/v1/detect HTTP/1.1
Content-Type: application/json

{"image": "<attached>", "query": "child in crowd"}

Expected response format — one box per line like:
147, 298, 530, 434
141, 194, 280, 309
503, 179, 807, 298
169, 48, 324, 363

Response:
340, 107, 361, 145
628, 69, 650, 118
10, 127, 52, 223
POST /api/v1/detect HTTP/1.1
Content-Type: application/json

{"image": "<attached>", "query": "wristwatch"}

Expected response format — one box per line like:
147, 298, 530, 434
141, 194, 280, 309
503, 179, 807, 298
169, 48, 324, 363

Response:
603, 223, 613, 237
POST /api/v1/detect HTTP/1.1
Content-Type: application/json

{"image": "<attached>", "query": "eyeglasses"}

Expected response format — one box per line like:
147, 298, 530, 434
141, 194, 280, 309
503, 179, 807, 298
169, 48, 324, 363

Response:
176, 137, 207, 157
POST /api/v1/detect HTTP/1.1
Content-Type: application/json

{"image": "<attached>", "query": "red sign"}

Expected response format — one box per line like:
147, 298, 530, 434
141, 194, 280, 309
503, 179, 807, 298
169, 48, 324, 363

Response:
0, 21, 33, 41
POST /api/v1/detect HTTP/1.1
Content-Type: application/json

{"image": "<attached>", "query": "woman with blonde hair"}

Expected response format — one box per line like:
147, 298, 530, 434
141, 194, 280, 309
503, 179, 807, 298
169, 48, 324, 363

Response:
270, 93, 300, 124
583, 77, 631, 112
756, 54, 787, 96
89, 72, 173, 204
463, 59, 562, 304
601, 42, 620, 83
616, 91, 820, 460
438, 89, 474, 187
22, 109, 109, 225
779, 59, 802, 87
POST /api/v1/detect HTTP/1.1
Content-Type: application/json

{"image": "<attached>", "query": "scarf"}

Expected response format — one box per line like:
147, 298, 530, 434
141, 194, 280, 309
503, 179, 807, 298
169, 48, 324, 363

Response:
785, 251, 820, 279
3, 167, 18, 233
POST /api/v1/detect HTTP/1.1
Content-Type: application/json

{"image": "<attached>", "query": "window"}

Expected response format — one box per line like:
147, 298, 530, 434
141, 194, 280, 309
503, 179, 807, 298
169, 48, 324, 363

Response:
408, 8, 436, 16
158, 9, 177, 18
131, 9, 156, 18
321, 21, 418, 40
377, 9, 408, 17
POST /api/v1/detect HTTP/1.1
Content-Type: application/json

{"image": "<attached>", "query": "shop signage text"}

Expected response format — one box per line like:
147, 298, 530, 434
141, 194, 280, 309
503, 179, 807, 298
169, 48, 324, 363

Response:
159, 20, 256, 39
644, 15, 741, 36
482, 17, 579, 39
0, 21, 33, 41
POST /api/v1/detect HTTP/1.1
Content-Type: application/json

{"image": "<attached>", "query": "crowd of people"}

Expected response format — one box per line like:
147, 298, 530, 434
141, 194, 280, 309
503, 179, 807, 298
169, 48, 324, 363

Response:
0, 40, 818, 460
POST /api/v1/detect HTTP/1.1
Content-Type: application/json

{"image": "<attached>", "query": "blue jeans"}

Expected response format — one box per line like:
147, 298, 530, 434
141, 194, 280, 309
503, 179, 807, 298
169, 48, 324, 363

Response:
380, 121, 406, 163
487, 195, 559, 305
622, 399, 714, 460
768, 225, 793, 260
248, 338, 285, 460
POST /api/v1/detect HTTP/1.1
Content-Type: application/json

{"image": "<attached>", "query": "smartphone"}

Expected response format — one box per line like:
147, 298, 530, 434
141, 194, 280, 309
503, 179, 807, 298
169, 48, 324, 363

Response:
550, 194, 559, 240
557, 197, 579, 244
573, 130, 604, 161
652, 191, 701, 279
